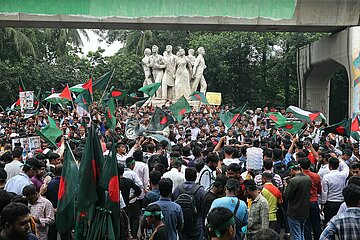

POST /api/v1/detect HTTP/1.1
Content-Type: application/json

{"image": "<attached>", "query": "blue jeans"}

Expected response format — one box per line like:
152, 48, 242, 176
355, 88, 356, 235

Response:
288, 216, 306, 240
304, 202, 322, 240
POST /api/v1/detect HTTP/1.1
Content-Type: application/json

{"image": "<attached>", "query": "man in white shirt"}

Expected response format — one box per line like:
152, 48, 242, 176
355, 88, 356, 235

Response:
321, 157, 349, 225
4, 147, 23, 181
123, 157, 143, 239
318, 152, 331, 179
198, 153, 219, 191
189, 121, 200, 141
133, 149, 149, 200
222, 146, 240, 166
163, 153, 185, 192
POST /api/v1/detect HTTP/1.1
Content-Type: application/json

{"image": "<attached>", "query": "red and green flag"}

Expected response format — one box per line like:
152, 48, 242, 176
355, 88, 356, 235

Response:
70, 77, 93, 94
323, 118, 351, 137
103, 86, 127, 102
220, 111, 240, 129
35, 116, 62, 148
105, 97, 116, 130
276, 121, 305, 135
74, 90, 92, 111
266, 112, 287, 124
148, 107, 174, 131
77, 125, 105, 219
190, 91, 209, 105
169, 96, 192, 121
98, 141, 120, 239
286, 105, 325, 122
45, 86, 72, 105
229, 102, 248, 114
56, 141, 79, 234
138, 82, 161, 97
93, 70, 113, 91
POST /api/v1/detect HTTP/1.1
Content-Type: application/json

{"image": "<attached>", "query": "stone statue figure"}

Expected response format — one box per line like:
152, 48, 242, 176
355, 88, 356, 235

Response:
150, 45, 166, 98
141, 48, 153, 96
162, 45, 176, 100
187, 49, 196, 66
191, 47, 207, 94
174, 48, 192, 99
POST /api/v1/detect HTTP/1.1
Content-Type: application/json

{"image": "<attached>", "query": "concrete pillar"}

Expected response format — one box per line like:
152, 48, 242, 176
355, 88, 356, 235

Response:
297, 26, 360, 122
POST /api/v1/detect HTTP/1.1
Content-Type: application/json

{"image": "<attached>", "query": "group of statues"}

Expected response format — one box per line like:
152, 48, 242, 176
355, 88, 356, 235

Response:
142, 45, 207, 100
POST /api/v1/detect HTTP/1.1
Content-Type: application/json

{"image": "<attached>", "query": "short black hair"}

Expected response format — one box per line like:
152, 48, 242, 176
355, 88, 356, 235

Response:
206, 153, 219, 164
243, 179, 257, 191
263, 159, 273, 170
262, 172, 273, 181
252, 139, 260, 148
185, 167, 197, 182
0, 190, 11, 214
207, 207, 234, 238
133, 149, 144, 162
117, 163, 125, 175
54, 164, 63, 176
299, 157, 311, 170
22, 185, 37, 196
296, 152, 306, 159
227, 163, 241, 173
224, 146, 235, 155
12, 147, 23, 159
0, 202, 30, 228
264, 148, 273, 158
273, 148, 282, 161
328, 157, 339, 170
22, 158, 41, 172
253, 228, 280, 240
149, 170, 162, 185
158, 178, 173, 197
144, 204, 162, 220
350, 162, 360, 170
342, 184, 360, 207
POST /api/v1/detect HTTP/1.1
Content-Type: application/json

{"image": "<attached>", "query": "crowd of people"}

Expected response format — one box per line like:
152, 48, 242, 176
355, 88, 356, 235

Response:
0, 103, 359, 240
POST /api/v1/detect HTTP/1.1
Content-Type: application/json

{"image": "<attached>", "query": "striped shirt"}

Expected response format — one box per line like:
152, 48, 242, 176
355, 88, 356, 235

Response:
254, 170, 283, 189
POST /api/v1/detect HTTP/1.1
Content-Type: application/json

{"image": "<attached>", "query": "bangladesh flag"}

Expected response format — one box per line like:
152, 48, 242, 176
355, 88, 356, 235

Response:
229, 102, 248, 114
77, 125, 105, 219
56, 141, 79, 234
103, 86, 127, 102
190, 91, 209, 104
276, 121, 305, 135
138, 82, 161, 97
169, 96, 192, 121
134, 97, 149, 108
148, 107, 174, 131
70, 77, 93, 94
35, 116, 62, 148
93, 70, 113, 91
286, 106, 325, 122
323, 118, 351, 137
220, 111, 240, 129
266, 112, 287, 124
105, 97, 116, 130
74, 90, 92, 111
98, 142, 120, 239
45, 86, 72, 105
129, 93, 148, 101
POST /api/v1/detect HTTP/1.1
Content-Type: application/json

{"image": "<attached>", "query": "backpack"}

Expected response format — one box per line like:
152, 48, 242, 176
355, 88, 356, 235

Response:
175, 184, 202, 231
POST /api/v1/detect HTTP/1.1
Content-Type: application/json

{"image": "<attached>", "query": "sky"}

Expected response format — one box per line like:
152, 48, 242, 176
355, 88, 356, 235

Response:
78, 30, 123, 57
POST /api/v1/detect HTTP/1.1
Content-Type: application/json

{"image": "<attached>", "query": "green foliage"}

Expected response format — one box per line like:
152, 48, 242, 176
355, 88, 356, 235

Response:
0, 27, 337, 110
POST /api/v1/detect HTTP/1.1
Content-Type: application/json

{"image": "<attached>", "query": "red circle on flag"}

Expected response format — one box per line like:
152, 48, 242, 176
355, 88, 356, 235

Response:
335, 126, 345, 134
108, 176, 120, 203
160, 116, 168, 125
285, 125, 293, 129
179, 108, 187, 115
194, 94, 201, 100
58, 177, 65, 200
112, 91, 122, 97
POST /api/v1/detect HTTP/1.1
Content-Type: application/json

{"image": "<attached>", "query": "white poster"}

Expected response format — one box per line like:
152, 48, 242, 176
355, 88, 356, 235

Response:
19, 91, 34, 111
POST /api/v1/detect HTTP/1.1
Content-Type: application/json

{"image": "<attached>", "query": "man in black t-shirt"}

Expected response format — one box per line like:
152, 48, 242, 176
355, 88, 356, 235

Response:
202, 175, 227, 239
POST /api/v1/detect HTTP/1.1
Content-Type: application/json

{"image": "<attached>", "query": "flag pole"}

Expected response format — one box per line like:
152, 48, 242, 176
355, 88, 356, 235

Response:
99, 68, 115, 104
68, 84, 76, 110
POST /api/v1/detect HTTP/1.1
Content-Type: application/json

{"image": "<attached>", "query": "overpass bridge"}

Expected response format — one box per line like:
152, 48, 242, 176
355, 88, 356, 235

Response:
0, 0, 360, 120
